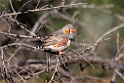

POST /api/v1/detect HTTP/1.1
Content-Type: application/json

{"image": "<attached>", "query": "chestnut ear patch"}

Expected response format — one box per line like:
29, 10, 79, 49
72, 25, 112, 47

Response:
65, 28, 70, 34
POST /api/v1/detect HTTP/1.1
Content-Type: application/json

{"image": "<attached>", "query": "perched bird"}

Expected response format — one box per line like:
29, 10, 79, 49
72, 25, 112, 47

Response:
41, 24, 76, 55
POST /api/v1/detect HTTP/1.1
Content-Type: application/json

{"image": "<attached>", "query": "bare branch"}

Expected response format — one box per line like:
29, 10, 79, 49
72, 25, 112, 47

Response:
0, 3, 83, 18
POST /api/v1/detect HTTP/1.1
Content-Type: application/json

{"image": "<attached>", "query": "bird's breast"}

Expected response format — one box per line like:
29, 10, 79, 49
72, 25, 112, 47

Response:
53, 37, 70, 50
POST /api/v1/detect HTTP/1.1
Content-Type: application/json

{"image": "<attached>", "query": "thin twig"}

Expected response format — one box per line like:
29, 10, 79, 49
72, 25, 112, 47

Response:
0, 3, 83, 18
90, 23, 124, 54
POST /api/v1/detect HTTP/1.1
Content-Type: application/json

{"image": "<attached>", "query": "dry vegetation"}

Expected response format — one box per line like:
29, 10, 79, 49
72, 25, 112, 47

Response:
0, 0, 124, 83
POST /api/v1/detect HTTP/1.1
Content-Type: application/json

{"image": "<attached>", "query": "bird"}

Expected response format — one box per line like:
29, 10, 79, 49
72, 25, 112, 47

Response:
41, 24, 76, 55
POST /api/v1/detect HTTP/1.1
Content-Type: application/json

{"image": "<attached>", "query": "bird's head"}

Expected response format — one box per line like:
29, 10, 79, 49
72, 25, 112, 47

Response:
62, 24, 76, 40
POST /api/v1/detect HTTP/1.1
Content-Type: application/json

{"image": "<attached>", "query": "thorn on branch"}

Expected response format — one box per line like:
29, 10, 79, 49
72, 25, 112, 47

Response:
110, 81, 115, 83
102, 64, 113, 70
79, 64, 84, 71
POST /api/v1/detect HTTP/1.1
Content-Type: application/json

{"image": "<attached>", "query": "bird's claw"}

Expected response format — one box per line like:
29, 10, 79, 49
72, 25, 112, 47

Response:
59, 51, 66, 55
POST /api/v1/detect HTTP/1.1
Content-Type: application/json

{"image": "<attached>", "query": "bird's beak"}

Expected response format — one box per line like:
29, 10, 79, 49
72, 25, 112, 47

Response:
71, 28, 76, 33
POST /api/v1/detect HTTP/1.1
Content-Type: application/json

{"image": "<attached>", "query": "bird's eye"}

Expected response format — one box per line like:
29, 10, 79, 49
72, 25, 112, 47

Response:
65, 28, 70, 34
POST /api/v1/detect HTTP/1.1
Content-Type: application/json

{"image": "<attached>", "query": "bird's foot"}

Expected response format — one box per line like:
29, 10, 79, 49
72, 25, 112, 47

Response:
59, 51, 66, 55
57, 50, 65, 55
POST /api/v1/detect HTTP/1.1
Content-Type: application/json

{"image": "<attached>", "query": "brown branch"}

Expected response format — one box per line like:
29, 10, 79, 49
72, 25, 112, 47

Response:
0, 3, 83, 18
65, 55, 124, 71
18, 54, 124, 73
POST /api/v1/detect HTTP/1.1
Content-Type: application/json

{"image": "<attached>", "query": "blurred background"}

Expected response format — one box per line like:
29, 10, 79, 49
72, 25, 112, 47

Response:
0, 0, 124, 83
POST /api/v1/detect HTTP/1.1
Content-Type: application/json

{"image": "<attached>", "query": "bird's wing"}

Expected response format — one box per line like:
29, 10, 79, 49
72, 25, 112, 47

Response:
42, 31, 68, 47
